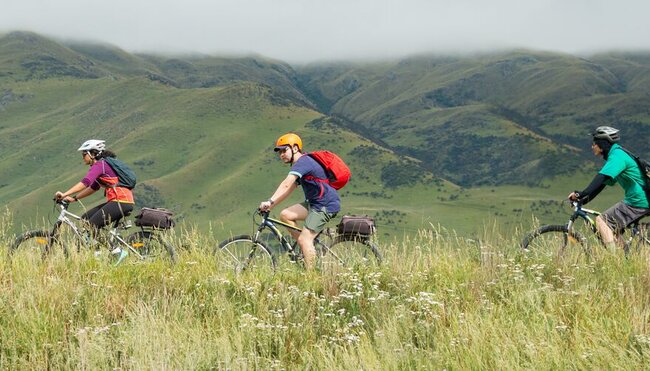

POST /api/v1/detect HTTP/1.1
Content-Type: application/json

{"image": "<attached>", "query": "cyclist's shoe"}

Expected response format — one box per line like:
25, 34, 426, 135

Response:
111, 247, 128, 266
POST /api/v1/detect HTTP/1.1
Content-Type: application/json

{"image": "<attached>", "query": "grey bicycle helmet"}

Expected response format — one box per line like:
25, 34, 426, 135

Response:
592, 126, 620, 143
77, 139, 106, 152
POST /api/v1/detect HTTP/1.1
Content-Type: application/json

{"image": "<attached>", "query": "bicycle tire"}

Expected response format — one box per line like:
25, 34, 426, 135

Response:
216, 235, 276, 272
126, 231, 177, 264
9, 230, 52, 259
318, 236, 382, 268
521, 224, 588, 256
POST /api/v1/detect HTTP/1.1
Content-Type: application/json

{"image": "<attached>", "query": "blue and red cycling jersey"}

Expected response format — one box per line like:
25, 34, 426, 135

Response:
289, 155, 340, 213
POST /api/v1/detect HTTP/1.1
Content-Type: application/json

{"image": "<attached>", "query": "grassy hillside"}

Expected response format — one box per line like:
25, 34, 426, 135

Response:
297, 51, 650, 187
1, 75, 445, 235
0, 37, 461, 236
1, 31, 648, 238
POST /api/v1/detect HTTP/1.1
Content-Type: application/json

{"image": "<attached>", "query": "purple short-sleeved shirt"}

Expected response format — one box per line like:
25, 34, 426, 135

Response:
289, 155, 340, 213
81, 159, 134, 203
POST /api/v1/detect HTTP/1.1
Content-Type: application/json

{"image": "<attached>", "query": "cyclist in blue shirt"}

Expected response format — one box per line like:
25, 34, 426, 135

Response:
259, 133, 340, 270
569, 126, 650, 251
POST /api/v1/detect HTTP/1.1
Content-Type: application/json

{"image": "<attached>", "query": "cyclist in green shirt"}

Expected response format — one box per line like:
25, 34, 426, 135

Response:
569, 126, 650, 251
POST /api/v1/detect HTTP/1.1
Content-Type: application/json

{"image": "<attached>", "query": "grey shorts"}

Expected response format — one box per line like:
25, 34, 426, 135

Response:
601, 201, 650, 233
301, 201, 337, 233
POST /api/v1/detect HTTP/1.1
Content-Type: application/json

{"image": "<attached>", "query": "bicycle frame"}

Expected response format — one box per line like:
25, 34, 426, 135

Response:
48, 200, 145, 257
254, 211, 302, 252
252, 210, 329, 258
567, 201, 600, 235
48, 201, 87, 246
567, 201, 650, 250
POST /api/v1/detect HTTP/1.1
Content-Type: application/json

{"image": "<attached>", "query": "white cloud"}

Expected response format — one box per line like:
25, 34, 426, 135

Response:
1, 0, 649, 62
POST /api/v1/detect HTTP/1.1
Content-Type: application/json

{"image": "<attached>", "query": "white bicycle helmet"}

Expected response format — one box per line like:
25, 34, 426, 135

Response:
592, 126, 620, 143
77, 139, 106, 152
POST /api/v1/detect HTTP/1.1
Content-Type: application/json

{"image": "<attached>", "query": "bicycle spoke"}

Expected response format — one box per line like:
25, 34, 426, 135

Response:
318, 237, 382, 271
216, 235, 275, 272
125, 231, 177, 264
521, 224, 592, 259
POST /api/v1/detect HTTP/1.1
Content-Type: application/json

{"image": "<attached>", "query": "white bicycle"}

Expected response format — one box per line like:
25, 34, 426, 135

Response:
10, 199, 177, 264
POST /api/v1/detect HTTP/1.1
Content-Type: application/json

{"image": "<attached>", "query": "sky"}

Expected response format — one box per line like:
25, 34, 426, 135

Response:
1, 0, 649, 63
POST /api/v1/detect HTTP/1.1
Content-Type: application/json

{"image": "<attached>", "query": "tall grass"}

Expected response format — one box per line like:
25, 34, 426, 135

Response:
2, 217, 650, 369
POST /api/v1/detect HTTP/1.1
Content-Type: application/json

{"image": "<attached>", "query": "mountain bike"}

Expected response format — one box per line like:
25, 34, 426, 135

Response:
215, 209, 382, 272
521, 200, 650, 256
10, 199, 177, 264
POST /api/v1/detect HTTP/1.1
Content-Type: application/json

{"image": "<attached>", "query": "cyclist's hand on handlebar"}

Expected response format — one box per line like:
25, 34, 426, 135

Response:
54, 191, 75, 203
259, 200, 272, 212
568, 191, 579, 201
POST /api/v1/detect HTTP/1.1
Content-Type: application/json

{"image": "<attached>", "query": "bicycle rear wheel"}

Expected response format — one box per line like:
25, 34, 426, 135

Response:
126, 231, 177, 264
521, 224, 589, 257
216, 235, 276, 272
623, 222, 650, 256
318, 235, 382, 270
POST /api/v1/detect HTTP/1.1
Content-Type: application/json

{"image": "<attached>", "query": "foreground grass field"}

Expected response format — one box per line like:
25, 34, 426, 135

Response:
2, 214, 650, 369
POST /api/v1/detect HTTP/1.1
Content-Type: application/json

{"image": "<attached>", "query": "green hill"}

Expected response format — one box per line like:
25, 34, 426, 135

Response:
296, 51, 650, 186
2, 31, 648, 237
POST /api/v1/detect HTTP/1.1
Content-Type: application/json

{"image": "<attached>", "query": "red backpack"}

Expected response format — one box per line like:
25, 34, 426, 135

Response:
307, 151, 351, 190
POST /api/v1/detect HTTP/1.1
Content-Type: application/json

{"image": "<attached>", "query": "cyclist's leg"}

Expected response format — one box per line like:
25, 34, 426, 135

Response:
85, 202, 134, 257
279, 202, 309, 240
82, 202, 109, 238
599, 202, 648, 251
300, 207, 335, 270
595, 215, 617, 250
85, 201, 133, 228
297, 227, 319, 269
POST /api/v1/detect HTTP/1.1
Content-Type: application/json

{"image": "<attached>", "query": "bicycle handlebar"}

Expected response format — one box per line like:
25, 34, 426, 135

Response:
53, 198, 70, 209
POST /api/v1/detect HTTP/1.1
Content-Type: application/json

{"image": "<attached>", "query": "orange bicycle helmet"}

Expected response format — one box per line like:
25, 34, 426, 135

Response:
274, 133, 303, 152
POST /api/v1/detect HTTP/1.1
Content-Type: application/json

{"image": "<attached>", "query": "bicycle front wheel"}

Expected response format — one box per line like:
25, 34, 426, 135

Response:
126, 231, 177, 264
216, 235, 276, 273
318, 236, 382, 270
9, 230, 52, 261
521, 225, 589, 257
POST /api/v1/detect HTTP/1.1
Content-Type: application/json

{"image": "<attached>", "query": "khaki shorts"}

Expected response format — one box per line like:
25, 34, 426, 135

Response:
301, 201, 337, 233
601, 201, 650, 233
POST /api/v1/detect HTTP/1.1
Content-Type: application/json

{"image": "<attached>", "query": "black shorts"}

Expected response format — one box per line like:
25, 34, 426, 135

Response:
601, 201, 649, 233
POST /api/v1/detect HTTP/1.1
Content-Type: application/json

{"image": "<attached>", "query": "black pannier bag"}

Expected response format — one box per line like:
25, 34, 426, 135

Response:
337, 215, 376, 238
134, 207, 175, 229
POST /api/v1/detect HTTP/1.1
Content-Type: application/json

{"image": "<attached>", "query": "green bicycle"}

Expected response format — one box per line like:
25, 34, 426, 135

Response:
216, 209, 382, 272
521, 200, 650, 256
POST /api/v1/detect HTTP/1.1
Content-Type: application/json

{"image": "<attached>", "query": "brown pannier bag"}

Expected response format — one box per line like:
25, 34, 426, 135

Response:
134, 207, 175, 229
337, 215, 376, 237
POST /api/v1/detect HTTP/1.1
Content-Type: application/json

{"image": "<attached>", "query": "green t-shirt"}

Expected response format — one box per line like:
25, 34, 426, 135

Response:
599, 143, 649, 208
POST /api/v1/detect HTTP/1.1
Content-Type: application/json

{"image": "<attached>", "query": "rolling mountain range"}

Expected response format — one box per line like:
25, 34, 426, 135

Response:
2, 31, 650, 236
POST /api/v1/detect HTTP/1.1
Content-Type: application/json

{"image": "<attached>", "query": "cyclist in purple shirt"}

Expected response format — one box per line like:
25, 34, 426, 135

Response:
259, 133, 340, 270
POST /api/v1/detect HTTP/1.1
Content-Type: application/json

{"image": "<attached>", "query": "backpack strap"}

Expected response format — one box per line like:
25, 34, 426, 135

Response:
99, 159, 118, 190
302, 175, 326, 198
